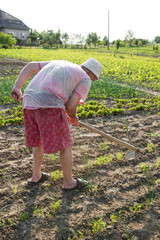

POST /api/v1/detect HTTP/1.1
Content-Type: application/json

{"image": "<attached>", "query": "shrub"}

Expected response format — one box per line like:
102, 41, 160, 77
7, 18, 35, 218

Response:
0, 32, 16, 48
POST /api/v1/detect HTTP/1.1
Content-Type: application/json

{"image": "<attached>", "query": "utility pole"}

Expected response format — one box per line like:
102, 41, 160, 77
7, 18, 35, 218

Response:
108, 10, 110, 50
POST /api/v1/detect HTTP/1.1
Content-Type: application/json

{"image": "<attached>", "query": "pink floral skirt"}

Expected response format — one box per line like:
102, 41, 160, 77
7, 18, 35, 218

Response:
23, 108, 73, 153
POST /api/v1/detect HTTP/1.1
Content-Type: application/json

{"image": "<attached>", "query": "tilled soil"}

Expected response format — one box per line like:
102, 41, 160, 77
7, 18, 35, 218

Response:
0, 59, 160, 240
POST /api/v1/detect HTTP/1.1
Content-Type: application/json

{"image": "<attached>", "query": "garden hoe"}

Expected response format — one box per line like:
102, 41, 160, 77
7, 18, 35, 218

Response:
79, 121, 139, 160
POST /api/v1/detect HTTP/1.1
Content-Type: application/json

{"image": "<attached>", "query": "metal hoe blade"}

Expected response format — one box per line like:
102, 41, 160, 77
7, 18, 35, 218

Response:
123, 150, 136, 160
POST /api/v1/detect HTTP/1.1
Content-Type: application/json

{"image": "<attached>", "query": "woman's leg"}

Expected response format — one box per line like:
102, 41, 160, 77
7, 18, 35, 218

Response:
30, 145, 44, 182
60, 145, 77, 189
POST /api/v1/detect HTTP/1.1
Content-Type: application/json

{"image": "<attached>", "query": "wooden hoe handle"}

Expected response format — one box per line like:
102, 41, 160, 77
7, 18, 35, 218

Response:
79, 121, 138, 152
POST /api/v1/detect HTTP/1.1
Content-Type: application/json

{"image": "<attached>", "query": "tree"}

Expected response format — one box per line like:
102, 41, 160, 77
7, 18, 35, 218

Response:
41, 30, 56, 47
0, 32, 16, 48
133, 38, 149, 46
102, 36, 108, 46
91, 32, 100, 46
55, 30, 62, 46
41, 30, 62, 48
115, 39, 120, 50
26, 38, 32, 47
125, 30, 135, 46
62, 32, 69, 47
154, 36, 160, 44
138, 40, 142, 47
72, 34, 85, 48
86, 32, 100, 47
86, 33, 92, 47
29, 29, 40, 41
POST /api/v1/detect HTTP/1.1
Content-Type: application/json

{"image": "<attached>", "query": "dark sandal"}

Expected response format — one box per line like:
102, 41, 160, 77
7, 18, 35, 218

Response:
28, 172, 50, 185
62, 178, 88, 191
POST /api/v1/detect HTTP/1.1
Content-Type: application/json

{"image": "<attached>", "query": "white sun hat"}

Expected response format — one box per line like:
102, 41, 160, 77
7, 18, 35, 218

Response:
81, 58, 103, 79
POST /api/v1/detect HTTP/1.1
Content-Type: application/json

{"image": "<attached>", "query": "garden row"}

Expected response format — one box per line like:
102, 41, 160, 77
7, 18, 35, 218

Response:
1, 96, 160, 126
0, 48, 160, 92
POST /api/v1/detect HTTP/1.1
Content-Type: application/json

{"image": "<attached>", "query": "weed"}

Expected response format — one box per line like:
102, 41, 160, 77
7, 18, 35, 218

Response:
146, 131, 160, 137
50, 170, 63, 181
117, 152, 124, 161
140, 162, 151, 174
33, 205, 44, 216
59, 227, 81, 240
96, 154, 113, 165
147, 142, 153, 152
91, 217, 106, 234
45, 183, 51, 190
98, 141, 110, 151
129, 203, 144, 212
12, 185, 19, 198
110, 213, 116, 225
100, 119, 104, 125
0, 218, 5, 229
73, 150, 97, 192
73, 166, 97, 192
49, 153, 59, 163
154, 157, 160, 169
118, 210, 135, 240
155, 179, 160, 184
150, 218, 160, 228
20, 211, 28, 221
50, 199, 61, 215
140, 165, 154, 207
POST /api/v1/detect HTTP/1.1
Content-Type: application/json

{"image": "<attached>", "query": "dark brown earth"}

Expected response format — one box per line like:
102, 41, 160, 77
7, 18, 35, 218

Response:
0, 59, 160, 240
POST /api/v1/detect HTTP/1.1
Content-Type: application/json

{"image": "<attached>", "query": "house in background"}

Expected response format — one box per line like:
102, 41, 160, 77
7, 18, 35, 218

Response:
0, 9, 30, 42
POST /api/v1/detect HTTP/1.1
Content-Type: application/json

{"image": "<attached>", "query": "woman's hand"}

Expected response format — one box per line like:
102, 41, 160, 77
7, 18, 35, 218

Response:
11, 87, 22, 101
68, 116, 79, 127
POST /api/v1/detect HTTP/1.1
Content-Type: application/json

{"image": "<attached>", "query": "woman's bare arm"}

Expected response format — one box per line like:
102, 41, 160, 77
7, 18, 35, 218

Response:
11, 62, 40, 101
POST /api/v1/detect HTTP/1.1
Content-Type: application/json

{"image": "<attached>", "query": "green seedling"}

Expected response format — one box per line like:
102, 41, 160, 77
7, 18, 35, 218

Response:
129, 203, 144, 212
140, 165, 154, 208
117, 152, 124, 161
110, 213, 116, 225
50, 199, 61, 215
12, 185, 17, 195
33, 205, 44, 216
20, 211, 28, 221
140, 162, 151, 174
68, 228, 79, 240
96, 154, 113, 165
100, 119, 104, 125
91, 217, 106, 234
118, 210, 135, 240
150, 218, 160, 228
0, 218, 5, 229
73, 149, 97, 192
147, 142, 153, 152
49, 153, 59, 163
146, 131, 160, 137
12, 185, 19, 198
58, 227, 82, 240
73, 166, 97, 192
155, 179, 160, 184
50, 170, 63, 181
154, 157, 160, 169
98, 141, 110, 151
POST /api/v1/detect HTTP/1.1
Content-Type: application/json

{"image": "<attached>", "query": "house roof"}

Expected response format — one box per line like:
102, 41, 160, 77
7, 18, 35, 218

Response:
0, 9, 29, 31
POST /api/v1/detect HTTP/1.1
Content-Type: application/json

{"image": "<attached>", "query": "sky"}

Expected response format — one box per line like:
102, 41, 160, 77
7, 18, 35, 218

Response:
0, 0, 159, 42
